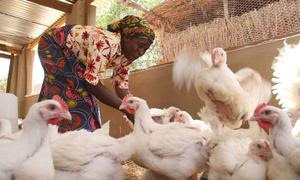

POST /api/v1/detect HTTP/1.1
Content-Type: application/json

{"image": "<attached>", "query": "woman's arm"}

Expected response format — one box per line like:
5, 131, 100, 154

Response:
115, 85, 130, 99
86, 81, 135, 122
86, 81, 122, 110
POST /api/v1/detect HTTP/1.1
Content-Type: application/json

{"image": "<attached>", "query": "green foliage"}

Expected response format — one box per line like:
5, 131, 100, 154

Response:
0, 77, 7, 92
96, 0, 164, 70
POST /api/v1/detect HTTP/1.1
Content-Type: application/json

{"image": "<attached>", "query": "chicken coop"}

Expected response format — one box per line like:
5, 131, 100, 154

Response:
0, 0, 300, 179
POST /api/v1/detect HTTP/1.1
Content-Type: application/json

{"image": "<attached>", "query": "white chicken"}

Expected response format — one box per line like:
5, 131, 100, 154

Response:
173, 47, 252, 129
207, 138, 268, 180
0, 118, 12, 137
272, 41, 300, 125
173, 47, 272, 129
174, 110, 213, 134
93, 120, 110, 135
0, 97, 72, 180
52, 124, 137, 180
199, 105, 267, 140
252, 104, 300, 174
149, 106, 180, 124
119, 95, 210, 180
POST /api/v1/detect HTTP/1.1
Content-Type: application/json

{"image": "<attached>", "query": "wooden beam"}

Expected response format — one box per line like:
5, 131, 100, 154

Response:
27, 15, 66, 49
6, 54, 15, 93
0, 44, 21, 55
0, 53, 11, 59
26, 0, 73, 13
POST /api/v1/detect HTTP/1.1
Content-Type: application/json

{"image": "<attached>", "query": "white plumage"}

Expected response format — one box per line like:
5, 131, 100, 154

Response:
252, 105, 300, 178
52, 124, 137, 180
149, 106, 180, 124
0, 119, 12, 137
174, 110, 213, 134
208, 138, 268, 180
0, 99, 71, 180
272, 41, 300, 109
272, 41, 300, 126
173, 47, 252, 129
173, 47, 272, 130
120, 96, 209, 180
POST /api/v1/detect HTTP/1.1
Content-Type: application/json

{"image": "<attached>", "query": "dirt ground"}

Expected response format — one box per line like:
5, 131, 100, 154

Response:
123, 160, 146, 180
122, 160, 206, 180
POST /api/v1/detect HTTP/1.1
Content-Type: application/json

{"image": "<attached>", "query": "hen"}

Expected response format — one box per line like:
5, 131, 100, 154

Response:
208, 138, 268, 180
0, 97, 71, 180
52, 124, 137, 180
252, 104, 300, 174
119, 95, 209, 180
174, 110, 213, 134
174, 47, 271, 129
174, 47, 251, 129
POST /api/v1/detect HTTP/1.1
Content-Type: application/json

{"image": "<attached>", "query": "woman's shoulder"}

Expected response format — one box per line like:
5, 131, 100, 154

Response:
71, 25, 120, 39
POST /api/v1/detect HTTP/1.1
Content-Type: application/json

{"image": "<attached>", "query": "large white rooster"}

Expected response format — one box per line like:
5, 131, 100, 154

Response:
173, 47, 271, 129
272, 41, 300, 126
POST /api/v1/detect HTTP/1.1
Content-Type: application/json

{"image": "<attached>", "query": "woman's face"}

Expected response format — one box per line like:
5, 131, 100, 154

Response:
121, 37, 152, 62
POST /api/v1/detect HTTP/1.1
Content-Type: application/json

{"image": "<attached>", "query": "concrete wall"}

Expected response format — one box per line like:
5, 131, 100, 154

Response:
22, 35, 300, 137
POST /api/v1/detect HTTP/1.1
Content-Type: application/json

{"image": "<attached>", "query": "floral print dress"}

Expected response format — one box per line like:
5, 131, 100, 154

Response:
38, 25, 131, 133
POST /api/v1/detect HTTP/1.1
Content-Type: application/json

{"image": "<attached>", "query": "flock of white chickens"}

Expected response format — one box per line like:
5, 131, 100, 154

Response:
0, 42, 300, 180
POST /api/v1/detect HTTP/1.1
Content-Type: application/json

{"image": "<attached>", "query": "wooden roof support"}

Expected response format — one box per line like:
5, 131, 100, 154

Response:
0, 53, 11, 59
27, 15, 66, 49
0, 44, 21, 55
26, 0, 73, 13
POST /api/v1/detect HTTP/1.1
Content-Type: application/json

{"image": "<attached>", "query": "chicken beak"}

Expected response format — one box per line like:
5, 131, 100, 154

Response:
61, 111, 72, 121
119, 103, 126, 110
250, 115, 259, 121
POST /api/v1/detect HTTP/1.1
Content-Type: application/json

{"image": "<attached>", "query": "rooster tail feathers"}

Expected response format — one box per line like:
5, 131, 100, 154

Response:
272, 41, 300, 109
172, 47, 212, 91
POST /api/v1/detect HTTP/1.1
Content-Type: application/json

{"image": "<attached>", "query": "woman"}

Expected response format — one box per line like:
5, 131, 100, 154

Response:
38, 15, 155, 133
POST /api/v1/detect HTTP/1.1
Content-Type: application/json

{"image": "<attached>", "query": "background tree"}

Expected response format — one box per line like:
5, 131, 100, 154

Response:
0, 77, 7, 92
96, 0, 163, 71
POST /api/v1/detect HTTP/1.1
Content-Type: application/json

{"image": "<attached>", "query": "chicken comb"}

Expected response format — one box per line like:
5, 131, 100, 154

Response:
52, 95, 68, 112
254, 102, 267, 115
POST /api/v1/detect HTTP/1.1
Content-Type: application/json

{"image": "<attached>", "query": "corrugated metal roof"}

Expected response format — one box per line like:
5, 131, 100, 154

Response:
0, 0, 66, 47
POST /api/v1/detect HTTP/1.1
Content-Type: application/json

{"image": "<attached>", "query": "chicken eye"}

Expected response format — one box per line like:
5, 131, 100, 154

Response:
257, 144, 262, 149
264, 110, 271, 115
128, 100, 134, 104
179, 114, 183, 117
49, 105, 56, 111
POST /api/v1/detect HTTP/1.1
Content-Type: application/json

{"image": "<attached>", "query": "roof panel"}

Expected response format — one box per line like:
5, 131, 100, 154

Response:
0, 0, 66, 46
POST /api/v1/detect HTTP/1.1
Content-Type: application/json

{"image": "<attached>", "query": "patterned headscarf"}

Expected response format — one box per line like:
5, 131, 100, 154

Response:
107, 15, 155, 43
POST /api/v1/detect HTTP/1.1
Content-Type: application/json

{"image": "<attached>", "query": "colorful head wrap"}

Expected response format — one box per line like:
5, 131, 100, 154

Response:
107, 15, 155, 43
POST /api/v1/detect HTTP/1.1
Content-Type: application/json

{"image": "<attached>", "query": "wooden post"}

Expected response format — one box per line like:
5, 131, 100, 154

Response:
66, 0, 96, 26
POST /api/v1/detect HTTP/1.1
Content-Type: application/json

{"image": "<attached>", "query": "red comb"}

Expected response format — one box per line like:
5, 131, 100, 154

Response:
52, 95, 68, 112
254, 102, 267, 115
